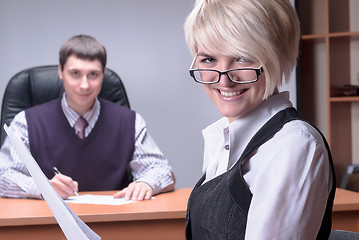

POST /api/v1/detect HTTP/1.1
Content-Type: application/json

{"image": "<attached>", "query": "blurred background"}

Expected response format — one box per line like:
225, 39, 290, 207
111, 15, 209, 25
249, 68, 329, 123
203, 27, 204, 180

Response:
0, 0, 296, 189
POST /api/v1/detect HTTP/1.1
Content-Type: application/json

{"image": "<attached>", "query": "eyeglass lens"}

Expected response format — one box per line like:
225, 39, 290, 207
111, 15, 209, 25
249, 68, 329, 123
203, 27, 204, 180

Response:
193, 69, 258, 83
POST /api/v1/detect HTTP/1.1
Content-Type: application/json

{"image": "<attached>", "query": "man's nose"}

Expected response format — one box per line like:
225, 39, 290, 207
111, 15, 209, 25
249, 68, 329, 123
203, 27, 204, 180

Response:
80, 77, 90, 88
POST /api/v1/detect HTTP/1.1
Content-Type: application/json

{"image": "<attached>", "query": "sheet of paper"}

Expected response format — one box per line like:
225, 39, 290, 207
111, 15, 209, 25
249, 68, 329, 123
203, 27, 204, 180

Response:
3, 124, 101, 240
66, 195, 154, 205
66, 195, 136, 205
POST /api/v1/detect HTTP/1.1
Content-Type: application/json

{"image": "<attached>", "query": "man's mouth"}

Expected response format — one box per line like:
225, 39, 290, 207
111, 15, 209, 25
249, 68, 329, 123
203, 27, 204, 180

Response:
220, 89, 248, 97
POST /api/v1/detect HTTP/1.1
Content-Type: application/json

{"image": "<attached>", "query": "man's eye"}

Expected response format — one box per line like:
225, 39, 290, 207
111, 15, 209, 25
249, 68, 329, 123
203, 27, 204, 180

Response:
88, 72, 99, 79
71, 72, 80, 78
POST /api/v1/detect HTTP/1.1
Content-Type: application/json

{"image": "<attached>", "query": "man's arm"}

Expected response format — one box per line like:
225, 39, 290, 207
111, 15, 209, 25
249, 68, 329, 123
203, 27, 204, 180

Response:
113, 113, 175, 200
0, 111, 42, 199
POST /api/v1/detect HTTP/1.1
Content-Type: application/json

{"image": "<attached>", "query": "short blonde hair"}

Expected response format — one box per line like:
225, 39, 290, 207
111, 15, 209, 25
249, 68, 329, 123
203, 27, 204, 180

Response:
184, 0, 300, 99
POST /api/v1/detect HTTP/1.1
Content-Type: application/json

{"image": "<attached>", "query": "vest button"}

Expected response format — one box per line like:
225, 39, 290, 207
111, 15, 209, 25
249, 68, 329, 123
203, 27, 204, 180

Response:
224, 145, 229, 150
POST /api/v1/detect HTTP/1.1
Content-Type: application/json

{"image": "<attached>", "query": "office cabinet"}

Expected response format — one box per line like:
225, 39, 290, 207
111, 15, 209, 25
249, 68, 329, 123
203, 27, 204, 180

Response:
297, 0, 359, 183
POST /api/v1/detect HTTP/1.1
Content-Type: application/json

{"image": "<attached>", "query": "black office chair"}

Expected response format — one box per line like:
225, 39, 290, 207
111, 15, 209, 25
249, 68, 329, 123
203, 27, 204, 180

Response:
329, 230, 359, 239
340, 164, 359, 192
0, 65, 130, 146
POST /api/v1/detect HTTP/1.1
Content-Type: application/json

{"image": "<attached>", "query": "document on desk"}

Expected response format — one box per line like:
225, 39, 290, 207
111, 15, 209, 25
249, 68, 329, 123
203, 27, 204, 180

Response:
66, 195, 136, 205
3, 124, 101, 240
66, 195, 154, 205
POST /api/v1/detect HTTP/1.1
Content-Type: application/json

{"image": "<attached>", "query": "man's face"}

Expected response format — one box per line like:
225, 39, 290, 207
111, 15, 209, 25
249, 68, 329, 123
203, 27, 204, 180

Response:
58, 55, 104, 115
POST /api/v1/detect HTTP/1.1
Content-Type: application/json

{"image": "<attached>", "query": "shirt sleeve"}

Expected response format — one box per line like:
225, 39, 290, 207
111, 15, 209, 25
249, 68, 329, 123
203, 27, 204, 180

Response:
243, 121, 332, 240
0, 111, 42, 199
130, 113, 175, 194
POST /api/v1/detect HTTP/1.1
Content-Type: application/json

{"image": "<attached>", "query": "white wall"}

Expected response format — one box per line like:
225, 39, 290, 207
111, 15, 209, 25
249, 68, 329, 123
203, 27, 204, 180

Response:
0, 0, 220, 189
0, 0, 296, 189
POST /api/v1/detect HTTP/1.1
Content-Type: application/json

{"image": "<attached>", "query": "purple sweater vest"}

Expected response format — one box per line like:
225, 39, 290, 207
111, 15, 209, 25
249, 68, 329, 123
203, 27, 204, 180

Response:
25, 98, 136, 191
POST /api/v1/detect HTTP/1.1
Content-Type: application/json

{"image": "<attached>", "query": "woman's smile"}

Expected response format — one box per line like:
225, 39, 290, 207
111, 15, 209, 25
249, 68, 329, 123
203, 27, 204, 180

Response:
219, 88, 249, 98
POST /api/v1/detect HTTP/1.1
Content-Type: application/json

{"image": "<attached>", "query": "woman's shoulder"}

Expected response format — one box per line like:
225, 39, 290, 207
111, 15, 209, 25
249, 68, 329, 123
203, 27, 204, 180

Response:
274, 119, 327, 149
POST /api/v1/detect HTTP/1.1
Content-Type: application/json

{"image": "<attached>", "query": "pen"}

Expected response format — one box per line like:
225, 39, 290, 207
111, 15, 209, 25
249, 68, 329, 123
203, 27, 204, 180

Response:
53, 167, 79, 196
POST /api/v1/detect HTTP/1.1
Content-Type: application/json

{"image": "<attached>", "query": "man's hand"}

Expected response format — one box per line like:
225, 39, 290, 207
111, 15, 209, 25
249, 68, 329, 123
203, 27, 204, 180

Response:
113, 182, 153, 201
50, 173, 79, 199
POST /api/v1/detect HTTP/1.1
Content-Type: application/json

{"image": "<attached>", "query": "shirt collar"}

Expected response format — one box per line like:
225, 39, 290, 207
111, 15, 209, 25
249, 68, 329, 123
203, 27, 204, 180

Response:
202, 91, 293, 173
61, 93, 100, 128
227, 91, 292, 169
202, 117, 229, 142
202, 117, 230, 172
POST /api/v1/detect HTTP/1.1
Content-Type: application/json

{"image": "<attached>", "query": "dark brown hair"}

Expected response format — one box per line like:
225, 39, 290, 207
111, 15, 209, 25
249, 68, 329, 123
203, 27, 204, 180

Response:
59, 34, 107, 72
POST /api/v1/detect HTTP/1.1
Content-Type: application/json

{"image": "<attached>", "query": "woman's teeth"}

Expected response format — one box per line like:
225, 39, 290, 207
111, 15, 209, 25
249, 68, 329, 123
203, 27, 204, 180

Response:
220, 89, 247, 97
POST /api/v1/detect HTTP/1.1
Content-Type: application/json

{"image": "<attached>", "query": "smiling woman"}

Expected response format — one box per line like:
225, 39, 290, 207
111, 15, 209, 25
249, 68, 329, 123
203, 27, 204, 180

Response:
192, 51, 266, 122
183, 0, 336, 239
189, 51, 266, 122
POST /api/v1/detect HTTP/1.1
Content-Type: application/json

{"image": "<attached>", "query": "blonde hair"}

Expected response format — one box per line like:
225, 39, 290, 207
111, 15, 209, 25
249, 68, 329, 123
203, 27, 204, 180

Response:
184, 0, 300, 99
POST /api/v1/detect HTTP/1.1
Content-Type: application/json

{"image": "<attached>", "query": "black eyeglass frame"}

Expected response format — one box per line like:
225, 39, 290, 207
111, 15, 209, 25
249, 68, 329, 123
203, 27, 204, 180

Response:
189, 65, 264, 84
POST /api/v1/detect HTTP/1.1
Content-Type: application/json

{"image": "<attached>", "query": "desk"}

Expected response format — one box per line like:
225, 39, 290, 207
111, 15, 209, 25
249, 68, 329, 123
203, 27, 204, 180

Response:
333, 188, 359, 232
0, 188, 191, 240
1, 188, 359, 239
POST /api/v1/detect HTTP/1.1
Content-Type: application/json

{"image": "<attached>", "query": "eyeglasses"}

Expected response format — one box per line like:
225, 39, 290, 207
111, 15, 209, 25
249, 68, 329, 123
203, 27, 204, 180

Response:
189, 57, 264, 84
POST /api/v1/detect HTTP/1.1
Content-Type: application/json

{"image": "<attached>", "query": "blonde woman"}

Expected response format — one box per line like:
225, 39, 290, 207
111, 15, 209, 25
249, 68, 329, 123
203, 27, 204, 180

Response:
184, 0, 335, 239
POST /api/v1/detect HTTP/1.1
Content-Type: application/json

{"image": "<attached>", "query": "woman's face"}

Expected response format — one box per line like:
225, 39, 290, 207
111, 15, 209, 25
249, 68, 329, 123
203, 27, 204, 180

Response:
195, 48, 266, 122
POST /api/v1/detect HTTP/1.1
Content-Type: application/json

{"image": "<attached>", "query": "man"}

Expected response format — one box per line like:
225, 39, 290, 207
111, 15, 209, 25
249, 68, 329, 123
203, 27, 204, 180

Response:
0, 34, 175, 200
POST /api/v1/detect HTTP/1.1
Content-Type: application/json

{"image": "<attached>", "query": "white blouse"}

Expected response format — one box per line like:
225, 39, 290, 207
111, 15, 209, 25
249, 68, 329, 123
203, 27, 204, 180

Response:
202, 91, 333, 239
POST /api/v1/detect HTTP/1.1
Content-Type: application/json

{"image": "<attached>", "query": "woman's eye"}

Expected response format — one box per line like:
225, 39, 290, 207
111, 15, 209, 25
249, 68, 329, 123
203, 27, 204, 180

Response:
236, 56, 252, 63
198, 57, 216, 67
202, 57, 215, 64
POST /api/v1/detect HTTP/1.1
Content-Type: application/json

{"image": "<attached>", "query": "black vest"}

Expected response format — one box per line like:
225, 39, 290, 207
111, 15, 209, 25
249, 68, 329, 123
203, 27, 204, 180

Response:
186, 107, 336, 240
25, 98, 136, 191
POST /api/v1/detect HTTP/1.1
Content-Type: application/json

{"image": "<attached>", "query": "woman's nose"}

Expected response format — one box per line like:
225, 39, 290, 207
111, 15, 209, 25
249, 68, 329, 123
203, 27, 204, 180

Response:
218, 72, 234, 87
